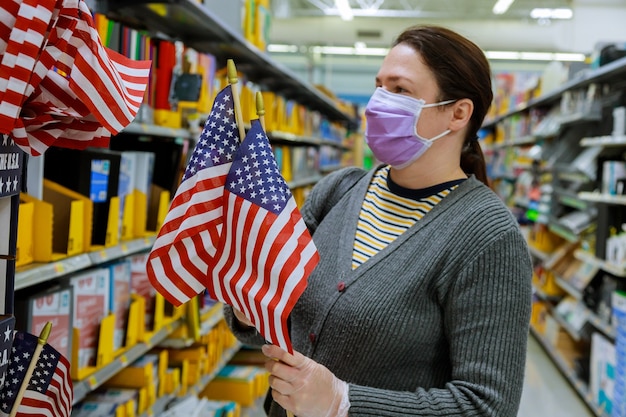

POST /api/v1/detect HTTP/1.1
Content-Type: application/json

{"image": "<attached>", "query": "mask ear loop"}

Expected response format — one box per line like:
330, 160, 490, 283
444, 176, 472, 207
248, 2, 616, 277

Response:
413, 99, 457, 140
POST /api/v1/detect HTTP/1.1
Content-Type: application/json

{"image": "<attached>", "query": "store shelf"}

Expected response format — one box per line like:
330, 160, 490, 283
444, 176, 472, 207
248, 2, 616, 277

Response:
15, 237, 156, 290
100, 0, 358, 128
483, 55, 626, 127
528, 245, 552, 262
548, 222, 580, 243
555, 276, 583, 300
186, 342, 243, 397
159, 306, 225, 349
122, 122, 193, 139
555, 189, 590, 210
574, 249, 626, 277
287, 175, 323, 189
530, 326, 611, 417
73, 318, 183, 405
581, 134, 626, 147
578, 191, 626, 206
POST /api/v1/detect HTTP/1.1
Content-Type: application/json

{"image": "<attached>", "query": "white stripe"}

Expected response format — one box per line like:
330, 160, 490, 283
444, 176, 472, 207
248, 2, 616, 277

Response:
150, 256, 194, 305
211, 193, 247, 312
181, 235, 209, 273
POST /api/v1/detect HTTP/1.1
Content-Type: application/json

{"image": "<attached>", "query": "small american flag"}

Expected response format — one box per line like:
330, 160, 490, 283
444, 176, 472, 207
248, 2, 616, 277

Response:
207, 119, 319, 353
147, 85, 240, 306
0, 331, 73, 417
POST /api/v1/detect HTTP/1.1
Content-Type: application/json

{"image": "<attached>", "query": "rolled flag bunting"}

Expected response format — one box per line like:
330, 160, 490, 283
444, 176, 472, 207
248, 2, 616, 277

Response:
0, 0, 151, 156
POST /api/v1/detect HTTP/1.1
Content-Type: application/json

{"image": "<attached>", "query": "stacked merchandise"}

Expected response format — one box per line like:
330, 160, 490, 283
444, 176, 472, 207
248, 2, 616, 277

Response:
613, 292, 626, 416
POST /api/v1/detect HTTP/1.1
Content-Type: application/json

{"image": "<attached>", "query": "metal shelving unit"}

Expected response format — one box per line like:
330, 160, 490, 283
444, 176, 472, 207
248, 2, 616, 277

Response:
15, 237, 156, 290
99, 0, 358, 129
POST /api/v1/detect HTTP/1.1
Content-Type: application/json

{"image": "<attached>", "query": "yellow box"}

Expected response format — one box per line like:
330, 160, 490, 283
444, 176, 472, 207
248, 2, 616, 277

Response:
154, 109, 182, 129
201, 365, 262, 407
16, 201, 34, 267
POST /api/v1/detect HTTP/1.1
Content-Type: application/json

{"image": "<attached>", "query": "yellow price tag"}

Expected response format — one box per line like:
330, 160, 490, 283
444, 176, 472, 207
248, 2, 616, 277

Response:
121, 244, 129, 253
120, 355, 128, 366
53, 263, 65, 274
88, 376, 98, 388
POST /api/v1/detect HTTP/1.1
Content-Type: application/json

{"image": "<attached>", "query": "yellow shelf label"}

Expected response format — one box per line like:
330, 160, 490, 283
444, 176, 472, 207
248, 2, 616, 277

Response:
53, 263, 65, 274
88, 375, 98, 388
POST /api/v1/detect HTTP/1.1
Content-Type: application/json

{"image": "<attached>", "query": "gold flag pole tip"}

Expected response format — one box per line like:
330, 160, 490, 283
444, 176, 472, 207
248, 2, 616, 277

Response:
227, 59, 238, 85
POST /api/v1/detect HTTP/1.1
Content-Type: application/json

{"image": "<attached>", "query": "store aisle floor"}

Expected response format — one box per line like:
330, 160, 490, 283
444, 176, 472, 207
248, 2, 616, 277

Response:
518, 335, 593, 417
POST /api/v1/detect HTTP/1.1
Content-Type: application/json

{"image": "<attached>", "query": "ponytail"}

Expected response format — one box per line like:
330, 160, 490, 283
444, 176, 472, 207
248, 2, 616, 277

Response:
461, 139, 489, 186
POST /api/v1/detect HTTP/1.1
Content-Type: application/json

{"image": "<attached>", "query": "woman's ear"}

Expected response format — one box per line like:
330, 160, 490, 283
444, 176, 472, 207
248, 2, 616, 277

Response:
449, 98, 473, 131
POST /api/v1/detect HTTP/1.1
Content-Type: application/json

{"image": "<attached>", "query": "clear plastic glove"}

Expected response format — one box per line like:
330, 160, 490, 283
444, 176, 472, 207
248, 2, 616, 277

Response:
262, 344, 350, 417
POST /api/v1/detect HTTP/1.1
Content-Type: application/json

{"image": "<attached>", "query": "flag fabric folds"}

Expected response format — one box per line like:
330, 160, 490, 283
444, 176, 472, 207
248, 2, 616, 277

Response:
0, 331, 73, 417
206, 119, 319, 353
0, 0, 151, 156
147, 85, 240, 306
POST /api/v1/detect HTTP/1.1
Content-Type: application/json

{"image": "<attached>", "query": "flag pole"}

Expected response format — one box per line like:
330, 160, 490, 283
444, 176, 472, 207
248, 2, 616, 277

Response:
256, 91, 266, 131
227, 59, 247, 143
254, 91, 296, 417
9, 322, 52, 417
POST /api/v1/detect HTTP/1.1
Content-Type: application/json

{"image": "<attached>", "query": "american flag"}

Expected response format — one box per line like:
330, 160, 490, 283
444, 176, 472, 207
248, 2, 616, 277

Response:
0, 0, 151, 156
207, 119, 319, 353
0, 331, 73, 417
147, 85, 240, 306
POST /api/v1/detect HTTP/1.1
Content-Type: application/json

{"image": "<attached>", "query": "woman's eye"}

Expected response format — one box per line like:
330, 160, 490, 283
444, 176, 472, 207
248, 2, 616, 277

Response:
394, 86, 408, 94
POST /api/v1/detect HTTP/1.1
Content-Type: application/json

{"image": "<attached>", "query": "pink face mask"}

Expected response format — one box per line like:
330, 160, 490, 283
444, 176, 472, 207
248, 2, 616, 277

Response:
365, 87, 455, 169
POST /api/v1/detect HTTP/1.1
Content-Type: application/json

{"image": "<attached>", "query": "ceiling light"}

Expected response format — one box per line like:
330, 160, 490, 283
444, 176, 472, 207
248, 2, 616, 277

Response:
267, 44, 299, 53
485, 50, 585, 61
492, 0, 515, 15
335, 0, 354, 21
530, 8, 573, 19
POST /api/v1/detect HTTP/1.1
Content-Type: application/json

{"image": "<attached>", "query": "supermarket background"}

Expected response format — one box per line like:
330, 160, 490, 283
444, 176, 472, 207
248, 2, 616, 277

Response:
3, 0, 626, 416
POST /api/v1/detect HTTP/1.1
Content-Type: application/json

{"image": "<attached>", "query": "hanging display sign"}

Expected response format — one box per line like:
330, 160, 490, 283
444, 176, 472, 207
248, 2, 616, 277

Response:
0, 135, 22, 198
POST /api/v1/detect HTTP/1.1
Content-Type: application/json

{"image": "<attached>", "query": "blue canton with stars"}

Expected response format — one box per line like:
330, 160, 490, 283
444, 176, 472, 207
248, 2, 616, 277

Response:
183, 85, 239, 182
0, 331, 60, 413
225, 119, 291, 214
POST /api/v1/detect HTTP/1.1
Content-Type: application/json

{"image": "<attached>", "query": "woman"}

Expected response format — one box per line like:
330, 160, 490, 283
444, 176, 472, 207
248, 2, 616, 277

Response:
225, 25, 532, 417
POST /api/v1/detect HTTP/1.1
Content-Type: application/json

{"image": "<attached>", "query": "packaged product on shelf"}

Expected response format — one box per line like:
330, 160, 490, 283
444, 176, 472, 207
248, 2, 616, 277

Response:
70, 267, 111, 369
17, 285, 73, 360
129, 253, 156, 331
108, 259, 132, 351
589, 332, 616, 415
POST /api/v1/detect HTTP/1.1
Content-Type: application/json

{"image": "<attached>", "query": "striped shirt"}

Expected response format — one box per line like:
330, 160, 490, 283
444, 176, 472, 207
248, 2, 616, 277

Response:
352, 166, 464, 269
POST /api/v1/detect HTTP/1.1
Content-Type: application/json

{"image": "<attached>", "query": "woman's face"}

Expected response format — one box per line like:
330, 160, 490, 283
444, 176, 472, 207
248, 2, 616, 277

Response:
375, 43, 451, 140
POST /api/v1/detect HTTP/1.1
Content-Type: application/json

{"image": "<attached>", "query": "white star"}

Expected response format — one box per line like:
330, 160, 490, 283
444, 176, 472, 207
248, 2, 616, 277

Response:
4, 180, 9, 192
261, 197, 268, 204
274, 204, 281, 211
1, 135, 7, 146
4, 326, 11, 342
0, 177, 3, 193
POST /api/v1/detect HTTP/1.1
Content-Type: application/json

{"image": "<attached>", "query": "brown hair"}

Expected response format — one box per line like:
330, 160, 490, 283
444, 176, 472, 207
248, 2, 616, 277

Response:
393, 25, 492, 185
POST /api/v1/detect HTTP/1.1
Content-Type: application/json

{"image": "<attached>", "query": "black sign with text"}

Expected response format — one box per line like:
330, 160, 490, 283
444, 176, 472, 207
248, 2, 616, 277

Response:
0, 135, 22, 198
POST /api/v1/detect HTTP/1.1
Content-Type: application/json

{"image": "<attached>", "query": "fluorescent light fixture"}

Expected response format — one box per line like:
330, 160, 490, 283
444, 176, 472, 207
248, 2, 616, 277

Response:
267, 44, 299, 53
492, 0, 515, 15
310, 45, 388, 56
530, 8, 573, 19
485, 50, 585, 61
335, 0, 354, 21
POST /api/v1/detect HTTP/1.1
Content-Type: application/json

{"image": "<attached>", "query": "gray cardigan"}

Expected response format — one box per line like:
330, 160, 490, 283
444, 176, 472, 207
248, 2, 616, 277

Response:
224, 167, 533, 417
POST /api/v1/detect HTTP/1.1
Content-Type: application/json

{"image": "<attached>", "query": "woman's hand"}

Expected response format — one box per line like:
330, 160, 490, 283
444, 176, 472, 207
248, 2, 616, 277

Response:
262, 344, 350, 417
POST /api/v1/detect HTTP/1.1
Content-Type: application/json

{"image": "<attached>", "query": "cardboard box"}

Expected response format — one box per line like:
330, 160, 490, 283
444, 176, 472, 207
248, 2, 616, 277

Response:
109, 260, 132, 351
70, 268, 111, 368
129, 253, 156, 331
18, 285, 73, 360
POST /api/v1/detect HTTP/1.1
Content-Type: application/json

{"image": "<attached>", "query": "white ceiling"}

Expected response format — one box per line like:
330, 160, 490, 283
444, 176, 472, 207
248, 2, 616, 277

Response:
268, 0, 626, 53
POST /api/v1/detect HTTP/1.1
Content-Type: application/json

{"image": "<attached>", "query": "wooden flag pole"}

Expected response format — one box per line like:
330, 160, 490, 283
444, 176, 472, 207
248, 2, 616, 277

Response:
255, 91, 266, 131
227, 59, 247, 143
9, 322, 52, 417
255, 94, 295, 417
